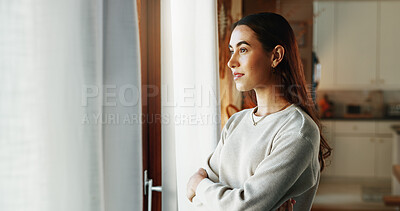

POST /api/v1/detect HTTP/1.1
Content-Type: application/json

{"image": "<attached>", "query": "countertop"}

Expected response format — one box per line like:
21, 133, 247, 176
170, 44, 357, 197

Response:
392, 125, 400, 135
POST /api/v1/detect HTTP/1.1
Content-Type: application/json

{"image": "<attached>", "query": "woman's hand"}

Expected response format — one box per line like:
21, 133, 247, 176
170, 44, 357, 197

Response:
186, 168, 208, 202
277, 198, 295, 211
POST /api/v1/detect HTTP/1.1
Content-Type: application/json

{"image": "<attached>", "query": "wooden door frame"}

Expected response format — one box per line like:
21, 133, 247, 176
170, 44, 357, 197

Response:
137, 0, 162, 211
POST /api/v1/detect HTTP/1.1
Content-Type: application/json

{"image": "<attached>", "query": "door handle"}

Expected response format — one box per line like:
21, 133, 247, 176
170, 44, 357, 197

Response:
144, 170, 162, 211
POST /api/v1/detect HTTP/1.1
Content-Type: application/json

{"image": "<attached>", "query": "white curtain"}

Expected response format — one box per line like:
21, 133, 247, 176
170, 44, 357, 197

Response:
102, 0, 142, 210
161, 0, 220, 210
0, 1, 142, 211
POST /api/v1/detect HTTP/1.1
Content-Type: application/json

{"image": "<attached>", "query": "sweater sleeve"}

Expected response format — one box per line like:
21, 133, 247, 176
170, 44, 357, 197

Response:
195, 132, 319, 211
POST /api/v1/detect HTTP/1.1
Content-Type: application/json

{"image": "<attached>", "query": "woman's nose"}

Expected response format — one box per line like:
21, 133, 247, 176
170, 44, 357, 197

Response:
227, 53, 239, 69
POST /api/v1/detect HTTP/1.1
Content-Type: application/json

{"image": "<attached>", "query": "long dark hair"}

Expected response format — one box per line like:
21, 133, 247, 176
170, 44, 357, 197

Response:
233, 12, 332, 171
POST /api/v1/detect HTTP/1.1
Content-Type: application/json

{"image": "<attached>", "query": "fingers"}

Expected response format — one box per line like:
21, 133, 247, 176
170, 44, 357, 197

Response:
276, 201, 288, 211
186, 177, 195, 202
291, 198, 296, 209
187, 169, 209, 202
276, 198, 296, 211
186, 174, 195, 202
197, 168, 208, 177
186, 189, 195, 202
187, 169, 207, 203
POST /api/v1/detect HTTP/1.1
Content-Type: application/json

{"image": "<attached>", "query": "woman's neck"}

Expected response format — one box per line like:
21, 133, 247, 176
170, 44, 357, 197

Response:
254, 87, 289, 116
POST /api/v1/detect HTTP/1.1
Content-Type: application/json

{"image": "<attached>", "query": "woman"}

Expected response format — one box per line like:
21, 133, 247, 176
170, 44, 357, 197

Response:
186, 13, 331, 211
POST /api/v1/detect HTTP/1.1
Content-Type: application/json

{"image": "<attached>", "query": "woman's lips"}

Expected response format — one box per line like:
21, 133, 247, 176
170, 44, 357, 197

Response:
233, 73, 244, 80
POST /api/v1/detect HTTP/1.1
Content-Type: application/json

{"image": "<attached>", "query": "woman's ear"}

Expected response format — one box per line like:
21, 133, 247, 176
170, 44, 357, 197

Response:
271, 45, 285, 68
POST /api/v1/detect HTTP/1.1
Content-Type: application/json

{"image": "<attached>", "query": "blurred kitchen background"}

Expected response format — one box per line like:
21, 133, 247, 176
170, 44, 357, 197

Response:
2, 0, 400, 211
219, 0, 400, 210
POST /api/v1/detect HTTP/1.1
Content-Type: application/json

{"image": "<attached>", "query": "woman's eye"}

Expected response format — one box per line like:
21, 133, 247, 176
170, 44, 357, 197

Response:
239, 48, 247, 53
229, 50, 234, 55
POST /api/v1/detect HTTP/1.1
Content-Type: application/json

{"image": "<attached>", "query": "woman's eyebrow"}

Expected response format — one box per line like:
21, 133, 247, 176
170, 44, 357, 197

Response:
229, 40, 251, 48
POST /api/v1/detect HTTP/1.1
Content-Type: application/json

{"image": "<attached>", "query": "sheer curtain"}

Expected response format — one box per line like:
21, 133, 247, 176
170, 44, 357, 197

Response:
161, 0, 220, 210
0, 1, 142, 211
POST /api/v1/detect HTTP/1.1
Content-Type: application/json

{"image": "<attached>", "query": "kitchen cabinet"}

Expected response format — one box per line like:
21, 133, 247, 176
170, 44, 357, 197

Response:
334, 120, 375, 134
376, 137, 393, 178
314, 0, 400, 90
321, 120, 334, 140
333, 136, 376, 177
321, 120, 396, 179
379, 1, 400, 88
377, 121, 400, 135
321, 121, 335, 175
314, 1, 335, 88
336, 1, 377, 87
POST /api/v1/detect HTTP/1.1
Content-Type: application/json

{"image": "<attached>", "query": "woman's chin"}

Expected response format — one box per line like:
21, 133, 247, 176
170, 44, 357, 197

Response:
235, 84, 251, 92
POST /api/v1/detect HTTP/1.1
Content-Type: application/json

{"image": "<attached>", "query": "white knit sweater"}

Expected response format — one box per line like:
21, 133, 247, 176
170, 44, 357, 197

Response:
193, 104, 321, 211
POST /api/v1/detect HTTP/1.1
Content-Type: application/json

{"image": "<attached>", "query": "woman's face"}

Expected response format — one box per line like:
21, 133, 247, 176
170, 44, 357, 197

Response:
228, 25, 274, 92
